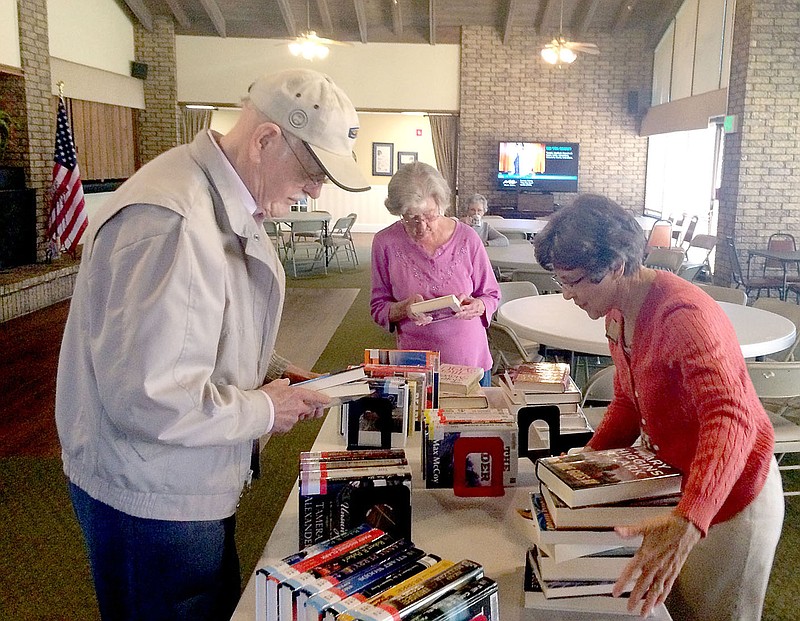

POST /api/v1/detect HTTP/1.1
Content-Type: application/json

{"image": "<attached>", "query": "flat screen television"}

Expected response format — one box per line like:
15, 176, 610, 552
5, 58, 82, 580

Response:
497, 141, 579, 193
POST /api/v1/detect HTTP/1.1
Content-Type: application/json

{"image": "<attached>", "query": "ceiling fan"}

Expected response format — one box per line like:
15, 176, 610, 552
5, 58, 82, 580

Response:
541, 0, 600, 65
288, 0, 351, 60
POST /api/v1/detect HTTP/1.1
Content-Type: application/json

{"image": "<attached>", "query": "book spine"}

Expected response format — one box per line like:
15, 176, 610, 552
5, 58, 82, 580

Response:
300, 458, 409, 472
403, 576, 499, 621
303, 546, 429, 621
300, 449, 407, 462
339, 559, 483, 621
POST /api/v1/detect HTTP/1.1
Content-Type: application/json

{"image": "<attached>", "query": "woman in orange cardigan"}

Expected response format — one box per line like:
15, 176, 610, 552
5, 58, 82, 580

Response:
534, 194, 783, 621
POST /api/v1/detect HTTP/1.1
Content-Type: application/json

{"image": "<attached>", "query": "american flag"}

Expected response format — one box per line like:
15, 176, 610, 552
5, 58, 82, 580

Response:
47, 97, 87, 254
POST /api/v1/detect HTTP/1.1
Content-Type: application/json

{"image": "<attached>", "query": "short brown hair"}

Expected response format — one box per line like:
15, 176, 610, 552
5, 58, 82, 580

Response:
534, 194, 645, 279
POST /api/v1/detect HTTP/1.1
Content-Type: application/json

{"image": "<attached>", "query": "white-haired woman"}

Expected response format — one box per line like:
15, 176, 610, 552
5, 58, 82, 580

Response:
370, 162, 500, 384
460, 193, 508, 247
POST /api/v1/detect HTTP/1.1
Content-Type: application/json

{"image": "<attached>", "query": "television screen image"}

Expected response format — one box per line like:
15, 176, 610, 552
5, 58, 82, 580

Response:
497, 141, 579, 193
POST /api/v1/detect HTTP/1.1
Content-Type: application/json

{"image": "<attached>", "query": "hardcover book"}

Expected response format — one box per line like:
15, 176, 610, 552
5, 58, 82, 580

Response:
438, 363, 485, 396
500, 374, 581, 406
535, 447, 683, 508
525, 547, 617, 599
540, 483, 680, 530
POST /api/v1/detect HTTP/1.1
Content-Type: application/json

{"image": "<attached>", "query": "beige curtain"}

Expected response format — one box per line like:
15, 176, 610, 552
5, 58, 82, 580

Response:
179, 107, 213, 144
428, 114, 459, 215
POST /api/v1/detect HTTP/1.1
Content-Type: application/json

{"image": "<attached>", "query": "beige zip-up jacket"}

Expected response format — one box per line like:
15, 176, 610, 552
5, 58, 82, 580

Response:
57, 131, 284, 521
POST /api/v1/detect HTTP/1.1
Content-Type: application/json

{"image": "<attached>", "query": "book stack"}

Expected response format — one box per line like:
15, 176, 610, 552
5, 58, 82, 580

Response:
363, 349, 441, 424
498, 362, 592, 456
523, 446, 683, 616
256, 525, 499, 621
422, 406, 518, 493
340, 377, 411, 449
298, 449, 413, 548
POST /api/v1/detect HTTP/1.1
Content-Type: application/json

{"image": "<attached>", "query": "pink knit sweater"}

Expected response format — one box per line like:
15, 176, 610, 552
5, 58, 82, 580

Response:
588, 272, 774, 534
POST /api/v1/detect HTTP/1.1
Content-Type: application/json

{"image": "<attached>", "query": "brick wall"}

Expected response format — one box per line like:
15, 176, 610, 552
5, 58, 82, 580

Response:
717, 0, 800, 284
458, 26, 652, 215
16, 0, 53, 262
134, 16, 178, 165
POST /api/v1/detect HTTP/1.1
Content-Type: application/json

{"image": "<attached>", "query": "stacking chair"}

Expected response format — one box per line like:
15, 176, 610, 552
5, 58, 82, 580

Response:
579, 364, 616, 431
746, 361, 800, 496
696, 283, 748, 305
317, 215, 357, 272
497, 281, 540, 359
725, 237, 783, 301
511, 269, 561, 295
678, 215, 699, 247
263, 220, 287, 260
681, 234, 717, 281
763, 233, 798, 278
643, 247, 685, 272
487, 320, 542, 375
753, 298, 800, 362
646, 219, 673, 249
286, 220, 326, 277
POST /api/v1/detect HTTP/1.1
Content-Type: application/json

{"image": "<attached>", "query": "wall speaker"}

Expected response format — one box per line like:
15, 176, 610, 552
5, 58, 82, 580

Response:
627, 91, 639, 115
130, 61, 148, 80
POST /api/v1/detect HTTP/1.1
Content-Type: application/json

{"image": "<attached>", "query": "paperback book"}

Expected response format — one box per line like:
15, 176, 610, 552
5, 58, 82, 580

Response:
336, 559, 484, 621
403, 575, 499, 621
295, 366, 367, 392
536, 446, 683, 508
505, 362, 571, 393
438, 363, 484, 396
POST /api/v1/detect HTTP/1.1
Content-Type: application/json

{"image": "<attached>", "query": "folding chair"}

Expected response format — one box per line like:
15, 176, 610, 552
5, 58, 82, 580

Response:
725, 237, 784, 301
487, 321, 542, 376
746, 361, 800, 496
753, 298, 800, 362
644, 247, 685, 272
696, 283, 748, 305
318, 215, 357, 272
286, 220, 326, 277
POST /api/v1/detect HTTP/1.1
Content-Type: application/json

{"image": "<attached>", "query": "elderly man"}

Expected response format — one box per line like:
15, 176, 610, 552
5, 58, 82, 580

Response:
56, 69, 369, 620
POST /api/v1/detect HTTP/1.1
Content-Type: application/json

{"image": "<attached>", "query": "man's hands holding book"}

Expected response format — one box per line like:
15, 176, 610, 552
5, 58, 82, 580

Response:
259, 379, 330, 433
613, 512, 701, 618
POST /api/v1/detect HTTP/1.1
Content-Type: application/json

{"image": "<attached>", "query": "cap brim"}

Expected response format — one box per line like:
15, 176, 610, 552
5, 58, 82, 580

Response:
306, 144, 371, 193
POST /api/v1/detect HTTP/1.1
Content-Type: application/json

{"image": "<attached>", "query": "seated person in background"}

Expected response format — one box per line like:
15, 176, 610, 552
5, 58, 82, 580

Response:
460, 193, 509, 247
371, 163, 500, 386
534, 193, 784, 621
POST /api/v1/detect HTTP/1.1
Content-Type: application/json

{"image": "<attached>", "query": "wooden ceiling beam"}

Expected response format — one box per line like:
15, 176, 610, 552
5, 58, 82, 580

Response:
539, 0, 561, 36
502, 0, 520, 46
429, 0, 437, 45
315, 0, 334, 35
612, 0, 640, 35
353, 0, 369, 43
121, 0, 153, 31
391, 0, 403, 37
276, 0, 298, 37
650, 0, 685, 45
163, 0, 191, 29
573, 0, 601, 37
198, 0, 226, 37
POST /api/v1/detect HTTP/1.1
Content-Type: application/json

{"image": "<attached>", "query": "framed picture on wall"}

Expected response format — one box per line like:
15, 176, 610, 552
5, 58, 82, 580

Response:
372, 142, 394, 176
397, 151, 418, 168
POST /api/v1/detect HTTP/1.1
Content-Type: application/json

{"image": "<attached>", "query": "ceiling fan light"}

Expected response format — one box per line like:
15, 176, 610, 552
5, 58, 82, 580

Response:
558, 47, 577, 64
541, 47, 559, 64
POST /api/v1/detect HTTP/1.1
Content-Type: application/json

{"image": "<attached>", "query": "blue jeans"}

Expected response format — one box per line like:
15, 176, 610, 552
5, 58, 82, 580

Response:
69, 482, 240, 621
480, 369, 492, 387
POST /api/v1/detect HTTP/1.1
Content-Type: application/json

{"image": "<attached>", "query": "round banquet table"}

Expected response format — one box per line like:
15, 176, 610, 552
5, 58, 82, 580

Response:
497, 294, 797, 359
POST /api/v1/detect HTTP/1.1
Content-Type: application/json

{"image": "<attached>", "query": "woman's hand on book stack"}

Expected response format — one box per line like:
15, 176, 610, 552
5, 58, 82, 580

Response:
612, 512, 701, 618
